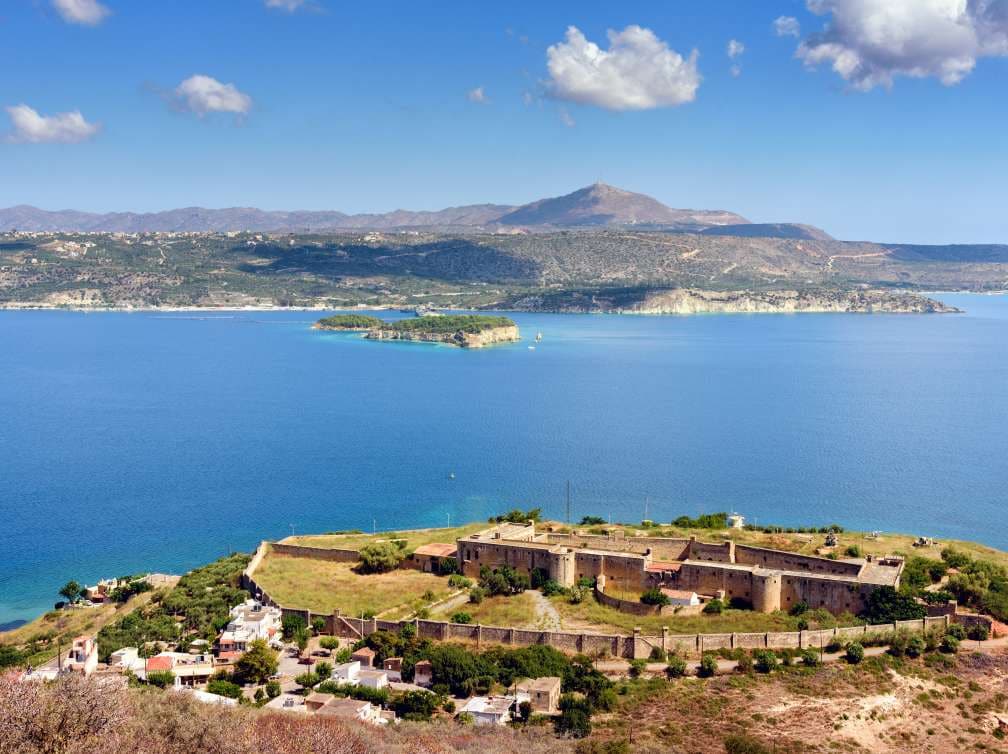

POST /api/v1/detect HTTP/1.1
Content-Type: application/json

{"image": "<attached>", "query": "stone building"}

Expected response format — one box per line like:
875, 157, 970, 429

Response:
455, 523, 903, 615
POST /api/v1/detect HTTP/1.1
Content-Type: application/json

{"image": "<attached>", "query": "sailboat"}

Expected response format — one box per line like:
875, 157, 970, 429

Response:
535, 331, 543, 343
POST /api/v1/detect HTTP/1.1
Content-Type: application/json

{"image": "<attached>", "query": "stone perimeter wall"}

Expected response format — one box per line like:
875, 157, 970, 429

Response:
241, 541, 982, 660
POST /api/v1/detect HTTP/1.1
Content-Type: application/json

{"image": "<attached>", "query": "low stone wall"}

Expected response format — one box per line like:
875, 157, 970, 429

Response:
594, 585, 661, 616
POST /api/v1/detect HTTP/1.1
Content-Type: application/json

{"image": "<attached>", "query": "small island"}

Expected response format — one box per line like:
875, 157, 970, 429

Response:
312, 313, 386, 331
314, 313, 520, 348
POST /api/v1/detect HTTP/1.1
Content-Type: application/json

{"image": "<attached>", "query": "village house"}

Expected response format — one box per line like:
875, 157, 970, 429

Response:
66, 636, 99, 676
660, 588, 701, 606
515, 676, 562, 715
459, 695, 515, 726
413, 659, 433, 687
351, 646, 376, 668
410, 543, 458, 573
316, 697, 389, 725
216, 599, 283, 662
139, 652, 215, 686
331, 660, 389, 689
382, 657, 402, 681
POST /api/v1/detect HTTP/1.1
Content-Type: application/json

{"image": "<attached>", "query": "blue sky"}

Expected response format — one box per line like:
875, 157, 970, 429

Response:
1, 0, 1006, 243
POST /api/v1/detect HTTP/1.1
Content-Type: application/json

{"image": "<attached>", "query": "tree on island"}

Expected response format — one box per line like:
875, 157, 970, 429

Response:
59, 581, 82, 605
862, 586, 926, 624
235, 639, 278, 684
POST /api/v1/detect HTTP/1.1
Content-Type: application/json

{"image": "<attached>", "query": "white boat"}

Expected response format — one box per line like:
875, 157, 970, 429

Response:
535, 332, 543, 342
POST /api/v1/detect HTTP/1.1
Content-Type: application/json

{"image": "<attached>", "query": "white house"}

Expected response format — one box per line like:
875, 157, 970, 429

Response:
460, 696, 514, 726
217, 600, 283, 659
331, 661, 388, 690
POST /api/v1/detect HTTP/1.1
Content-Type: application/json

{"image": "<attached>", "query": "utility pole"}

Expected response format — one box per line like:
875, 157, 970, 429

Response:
565, 480, 571, 525
644, 496, 650, 522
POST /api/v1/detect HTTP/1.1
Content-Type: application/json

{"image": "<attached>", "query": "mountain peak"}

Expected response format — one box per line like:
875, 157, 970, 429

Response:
496, 183, 748, 228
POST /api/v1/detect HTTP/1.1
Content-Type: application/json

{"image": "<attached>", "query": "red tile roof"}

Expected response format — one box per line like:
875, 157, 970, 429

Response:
145, 656, 173, 672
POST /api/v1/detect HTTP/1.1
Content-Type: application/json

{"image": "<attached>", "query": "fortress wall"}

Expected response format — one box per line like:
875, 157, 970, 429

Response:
767, 631, 801, 649
674, 562, 754, 600
573, 551, 647, 592
270, 542, 360, 563
780, 575, 875, 615
685, 539, 735, 563
735, 632, 768, 649
735, 544, 861, 576
457, 540, 559, 580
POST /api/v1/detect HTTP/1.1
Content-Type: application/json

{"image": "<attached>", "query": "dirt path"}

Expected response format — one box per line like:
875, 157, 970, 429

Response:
528, 590, 562, 631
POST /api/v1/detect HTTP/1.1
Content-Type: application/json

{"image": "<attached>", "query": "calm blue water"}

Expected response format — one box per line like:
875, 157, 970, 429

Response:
1, 295, 1006, 624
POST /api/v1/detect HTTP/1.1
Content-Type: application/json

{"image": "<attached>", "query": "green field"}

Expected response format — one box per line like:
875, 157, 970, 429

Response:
429, 592, 545, 629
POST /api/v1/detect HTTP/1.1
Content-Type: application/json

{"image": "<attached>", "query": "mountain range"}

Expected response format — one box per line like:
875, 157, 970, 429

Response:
0, 183, 827, 238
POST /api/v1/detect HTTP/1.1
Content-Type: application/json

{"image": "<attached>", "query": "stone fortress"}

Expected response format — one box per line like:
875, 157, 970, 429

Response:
455, 522, 904, 615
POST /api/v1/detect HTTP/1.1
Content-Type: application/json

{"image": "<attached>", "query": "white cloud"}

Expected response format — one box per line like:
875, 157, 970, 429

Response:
797, 0, 1008, 90
52, 0, 110, 26
774, 16, 801, 37
727, 39, 745, 58
546, 25, 701, 110
730, 64, 742, 78
559, 108, 575, 127
5, 104, 100, 143
173, 75, 252, 117
522, 90, 535, 106
467, 86, 488, 104
265, 0, 305, 10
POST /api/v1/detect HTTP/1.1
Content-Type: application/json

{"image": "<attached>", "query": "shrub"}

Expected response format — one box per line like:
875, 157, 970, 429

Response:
967, 624, 990, 642
358, 542, 405, 574
945, 623, 968, 641
456, 712, 475, 726
906, 635, 926, 658
640, 588, 670, 607
648, 646, 667, 662
311, 617, 325, 634
394, 690, 439, 721
845, 642, 865, 664
282, 614, 307, 640
451, 612, 472, 624
665, 655, 687, 678
540, 579, 567, 597
824, 640, 843, 654
888, 630, 911, 657
845, 545, 863, 558
447, 574, 472, 589
801, 649, 820, 667
735, 653, 753, 674
786, 600, 810, 616
703, 598, 724, 615
265, 680, 281, 698
940, 635, 959, 654
319, 636, 340, 651
698, 653, 718, 678
436, 557, 460, 576
468, 587, 485, 605
294, 672, 321, 688
753, 650, 778, 674
579, 516, 606, 526
146, 670, 175, 688
724, 733, 772, 754
628, 659, 647, 679
557, 694, 593, 738
206, 679, 243, 699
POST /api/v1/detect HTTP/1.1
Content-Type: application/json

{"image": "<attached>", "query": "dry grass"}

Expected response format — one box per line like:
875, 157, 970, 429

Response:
282, 523, 486, 553
430, 593, 545, 629
551, 593, 813, 636
252, 554, 451, 616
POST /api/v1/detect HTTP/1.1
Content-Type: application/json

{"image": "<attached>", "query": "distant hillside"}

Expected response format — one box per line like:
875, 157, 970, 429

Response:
0, 183, 749, 233
700, 223, 833, 241
496, 183, 747, 229
0, 204, 512, 233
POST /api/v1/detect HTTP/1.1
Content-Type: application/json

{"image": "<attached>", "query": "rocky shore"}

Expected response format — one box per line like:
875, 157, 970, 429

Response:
365, 324, 520, 348
503, 288, 960, 315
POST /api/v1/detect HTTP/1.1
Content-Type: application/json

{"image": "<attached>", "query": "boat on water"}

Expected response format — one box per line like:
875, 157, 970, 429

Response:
535, 332, 543, 342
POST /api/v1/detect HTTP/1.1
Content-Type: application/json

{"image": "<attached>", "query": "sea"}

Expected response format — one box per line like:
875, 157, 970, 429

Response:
1, 293, 1006, 626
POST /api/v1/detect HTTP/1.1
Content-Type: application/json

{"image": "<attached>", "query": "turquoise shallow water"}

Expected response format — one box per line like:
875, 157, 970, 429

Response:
1, 294, 1006, 624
